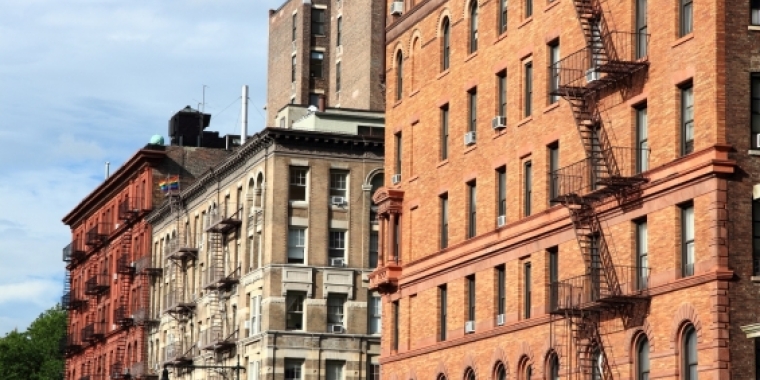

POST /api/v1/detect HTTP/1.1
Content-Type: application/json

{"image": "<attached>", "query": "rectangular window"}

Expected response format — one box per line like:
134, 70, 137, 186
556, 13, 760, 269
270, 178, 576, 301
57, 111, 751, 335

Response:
548, 144, 559, 203
497, 167, 507, 219
336, 62, 341, 92
289, 167, 308, 201
358, 126, 384, 137
548, 43, 560, 104
395, 133, 402, 175
310, 51, 324, 78
524, 161, 532, 216
368, 293, 382, 334
498, 71, 507, 119
636, 0, 648, 58
327, 294, 346, 329
754, 200, 760, 275
496, 265, 506, 315
439, 285, 447, 341
368, 360, 380, 380
326, 361, 344, 380
286, 292, 306, 330
311, 9, 326, 35
291, 55, 297, 83
440, 194, 449, 249
752, 74, 760, 149
287, 228, 306, 264
467, 275, 476, 322
329, 170, 348, 198
369, 232, 379, 268
681, 85, 694, 155
392, 300, 399, 350
499, 0, 508, 34
636, 106, 649, 172
680, 0, 693, 36
637, 219, 649, 289
681, 204, 695, 277
292, 14, 297, 41
526, 0, 533, 18
753, 0, 760, 25
468, 181, 477, 238
328, 230, 346, 260
441, 105, 449, 160
524, 263, 532, 319
336, 16, 343, 46
309, 93, 320, 107
524, 62, 533, 117
548, 248, 558, 310
285, 359, 303, 380
468, 88, 478, 133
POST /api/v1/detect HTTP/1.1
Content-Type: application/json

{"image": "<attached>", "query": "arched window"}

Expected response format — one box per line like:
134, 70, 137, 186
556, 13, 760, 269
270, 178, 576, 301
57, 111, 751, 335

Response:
547, 354, 559, 380
493, 362, 506, 380
518, 357, 532, 380
396, 51, 404, 101
637, 336, 650, 380
464, 368, 476, 380
411, 37, 421, 90
441, 18, 451, 71
469, 1, 479, 53
682, 326, 697, 380
437, 374, 448, 380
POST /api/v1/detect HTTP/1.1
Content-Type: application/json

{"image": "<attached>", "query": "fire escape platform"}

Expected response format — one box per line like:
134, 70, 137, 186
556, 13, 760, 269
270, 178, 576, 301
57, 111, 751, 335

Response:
166, 246, 198, 261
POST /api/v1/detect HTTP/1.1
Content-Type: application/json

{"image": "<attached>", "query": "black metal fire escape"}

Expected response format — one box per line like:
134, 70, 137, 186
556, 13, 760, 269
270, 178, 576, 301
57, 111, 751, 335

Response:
547, 0, 651, 378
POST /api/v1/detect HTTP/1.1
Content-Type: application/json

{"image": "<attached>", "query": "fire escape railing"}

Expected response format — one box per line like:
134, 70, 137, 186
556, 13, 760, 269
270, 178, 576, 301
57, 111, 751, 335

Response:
84, 273, 110, 295
85, 223, 111, 247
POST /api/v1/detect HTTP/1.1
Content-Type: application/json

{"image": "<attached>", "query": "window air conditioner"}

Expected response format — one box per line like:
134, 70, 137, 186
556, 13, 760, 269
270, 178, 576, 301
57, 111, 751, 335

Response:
330, 324, 345, 333
390, 1, 404, 15
496, 314, 505, 326
497, 215, 507, 227
244, 321, 251, 330
392, 174, 402, 184
464, 131, 477, 146
331, 196, 345, 206
330, 258, 345, 267
586, 68, 600, 83
464, 321, 475, 333
492, 116, 506, 130
292, 41, 297, 52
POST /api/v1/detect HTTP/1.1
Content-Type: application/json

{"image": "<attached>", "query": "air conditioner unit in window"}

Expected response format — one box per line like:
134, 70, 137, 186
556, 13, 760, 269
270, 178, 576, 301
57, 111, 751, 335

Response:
492, 116, 506, 130
464, 131, 477, 146
496, 314, 505, 326
464, 321, 475, 334
331, 196, 345, 206
392, 174, 402, 184
330, 324, 345, 333
292, 41, 297, 52
497, 215, 507, 227
244, 320, 251, 330
330, 258, 345, 267
586, 68, 600, 83
390, 1, 404, 15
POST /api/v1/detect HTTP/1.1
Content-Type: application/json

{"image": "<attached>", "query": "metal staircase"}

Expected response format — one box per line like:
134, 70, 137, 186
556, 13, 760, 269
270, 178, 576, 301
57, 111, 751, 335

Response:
547, 0, 651, 378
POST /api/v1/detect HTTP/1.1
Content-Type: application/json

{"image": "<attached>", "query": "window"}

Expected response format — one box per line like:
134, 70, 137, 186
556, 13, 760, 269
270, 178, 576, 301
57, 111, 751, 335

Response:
548, 247, 558, 310
329, 170, 348, 198
497, 167, 507, 220
250, 295, 261, 336
548, 355, 560, 380
468, 88, 478, 133
311, 8, 326, 35
368, 294, 381, 334
637, 336, 650, 380
441, 18, 451, 71
369, 232, 378, 268
495, 363, 507, 380
327, 294, 346, 329
395, 133, 403, 175
524, 62, 533, 117
591, 349, 603, 380
468, 181, 477, 238
328, 230, 346, 260
681, 84, 694, 155
285, 359, 303, 380
467, 275, 476, 322
499, 0, 508, 34
289, 167, 308, 201
292, 14, 297, 42
496, 265, 506, 316
752, 74, 760, 149
549, 144, 559, 203
465, 368, 476, 380
636, 0, 648, 58
336, 16, 342, 46
441, 105, 449, 159
637, 220, 649, 289
469, 1, 479, 53
636, 106, 649, 172
498, 71, 507, 120
358, 126, 384, 137
440, 194, 449, 249
309, 93, 320, 107
336, 62, 341, 92
291, 55, 297, 82
368, 360, 380, 380
326, 361, 344, 380
681, 204, 695, 277
754, 200, 760, 275
526, 0, 533, 18
524, 161, 532, 216
680, 0, 693, 36
548, 43, 560, 104
286, 292, 306, 330
287, 228, 306, 264
682, 326, 698, 380
392, 300, 399, 350
310, 51, 324, 78
753, 0, 760, 25
439, 285, 447, 341
524, 263, 532, 319
396, 51, 403, 101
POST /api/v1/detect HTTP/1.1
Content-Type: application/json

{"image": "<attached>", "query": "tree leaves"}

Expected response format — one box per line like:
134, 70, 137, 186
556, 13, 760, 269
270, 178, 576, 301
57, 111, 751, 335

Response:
0, 304, 66, 380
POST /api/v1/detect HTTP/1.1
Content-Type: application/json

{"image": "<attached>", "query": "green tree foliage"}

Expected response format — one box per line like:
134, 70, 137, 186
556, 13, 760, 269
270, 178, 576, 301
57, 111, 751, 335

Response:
0, 305, 66, 380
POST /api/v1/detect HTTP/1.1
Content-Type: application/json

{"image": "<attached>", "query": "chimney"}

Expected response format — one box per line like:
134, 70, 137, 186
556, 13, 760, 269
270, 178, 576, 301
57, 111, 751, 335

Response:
105, 162, 110, 179
241, 85, 249, 145
318, 94, 326, 112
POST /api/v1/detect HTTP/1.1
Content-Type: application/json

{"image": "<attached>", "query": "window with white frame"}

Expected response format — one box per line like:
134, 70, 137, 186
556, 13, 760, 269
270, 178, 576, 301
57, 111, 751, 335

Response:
368, 293, 382, 334
368, 358, 380, 380
328, 230, 346, 261
285, 359, 303, 380
286, 292, 305, 330
330, 170, 348, 198
327, 293, 346, 330
753, 0, 760, 25
248, 361, 260, 380
288, 228, 306, 264
289, 167, 308, 201
326, 361, 344, 380
249, 295, 261, 336
681, 204, 695, 277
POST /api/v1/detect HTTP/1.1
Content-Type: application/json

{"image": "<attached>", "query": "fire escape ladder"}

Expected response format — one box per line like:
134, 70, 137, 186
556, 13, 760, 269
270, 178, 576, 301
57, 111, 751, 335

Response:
206, 232, 224, 289
111, 331, 128, 379
116, 229, 134, 328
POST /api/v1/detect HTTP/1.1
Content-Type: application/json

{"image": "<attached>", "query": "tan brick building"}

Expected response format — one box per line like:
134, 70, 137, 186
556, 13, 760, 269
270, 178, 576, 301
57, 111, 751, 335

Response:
266, 0, 385, 126
370, 0, 760, 379
147, 106, 385, 380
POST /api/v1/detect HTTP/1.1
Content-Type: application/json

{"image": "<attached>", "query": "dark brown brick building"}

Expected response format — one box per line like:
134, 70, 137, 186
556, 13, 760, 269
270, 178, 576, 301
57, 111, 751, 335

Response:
266, 0, 386, 126
370, 0, 760, 379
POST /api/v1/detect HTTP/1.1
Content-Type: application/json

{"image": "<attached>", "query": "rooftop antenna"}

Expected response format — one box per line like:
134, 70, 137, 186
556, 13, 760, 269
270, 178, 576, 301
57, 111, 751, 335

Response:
197, 85, 208, 147
241, 85, 249, 144
105, 162, 110, 179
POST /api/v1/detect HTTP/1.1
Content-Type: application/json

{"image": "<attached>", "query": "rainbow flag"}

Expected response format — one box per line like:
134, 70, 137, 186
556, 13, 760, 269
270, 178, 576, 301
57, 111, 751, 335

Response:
159, 175, 180, 193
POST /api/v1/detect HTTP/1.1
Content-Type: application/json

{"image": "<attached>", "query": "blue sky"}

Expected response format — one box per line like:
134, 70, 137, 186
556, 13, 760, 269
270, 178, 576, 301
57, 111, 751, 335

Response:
0, 0, 284, 335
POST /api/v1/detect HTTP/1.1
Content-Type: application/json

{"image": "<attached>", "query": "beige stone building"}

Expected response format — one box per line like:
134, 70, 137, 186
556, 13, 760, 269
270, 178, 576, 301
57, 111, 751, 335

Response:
146, 105, 385, 380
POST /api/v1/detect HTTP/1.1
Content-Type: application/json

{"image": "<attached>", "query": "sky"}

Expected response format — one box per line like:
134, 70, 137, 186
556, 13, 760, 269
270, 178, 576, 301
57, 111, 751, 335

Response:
0, 0, 284, 335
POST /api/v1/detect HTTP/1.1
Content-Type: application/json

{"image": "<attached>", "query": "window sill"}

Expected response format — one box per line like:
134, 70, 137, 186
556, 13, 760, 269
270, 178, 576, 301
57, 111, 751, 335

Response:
749, 25, 760, 31
494, 31, 509, 44
409, 89, 421, 98
543, 102, 560, 114
465, 51, 479, 63
289, 201, 309, 209
748, 150, 760, 156
330, 205, 349, 212
437, 69, 451, 80
464, 144, 478, 154
408, 175, 420, 183
517, 116, 534, 127
492, 128, 508, 140
671, 33, 694, 48
393, 99, 403, 108
518, 17, 534, 29
751, 276, 760, 283
544, 0, 560, 13
437, 159, 449, 168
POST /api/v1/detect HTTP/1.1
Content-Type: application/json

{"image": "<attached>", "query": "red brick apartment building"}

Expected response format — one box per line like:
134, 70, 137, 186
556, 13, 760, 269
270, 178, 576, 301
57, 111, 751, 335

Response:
61, 143, 231, 380
370, 0, 760, 379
